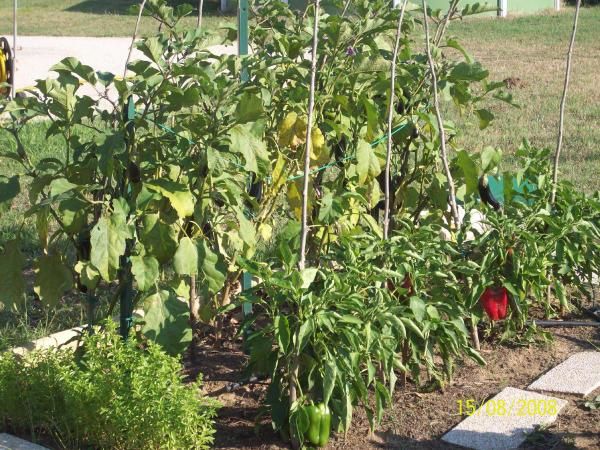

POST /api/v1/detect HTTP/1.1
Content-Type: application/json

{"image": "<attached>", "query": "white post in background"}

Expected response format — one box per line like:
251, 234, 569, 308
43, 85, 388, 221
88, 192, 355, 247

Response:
220, 0, 227, 12
555, 0, 561, 11
498, 0, 508, 17
11, 0, 16, 98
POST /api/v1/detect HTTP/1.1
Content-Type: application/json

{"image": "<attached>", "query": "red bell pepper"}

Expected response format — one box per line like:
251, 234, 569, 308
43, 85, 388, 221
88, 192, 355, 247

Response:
480, 286, 509, 321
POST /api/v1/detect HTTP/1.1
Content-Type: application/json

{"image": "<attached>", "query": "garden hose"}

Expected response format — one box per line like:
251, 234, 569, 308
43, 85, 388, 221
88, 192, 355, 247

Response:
0, 37, 13, 97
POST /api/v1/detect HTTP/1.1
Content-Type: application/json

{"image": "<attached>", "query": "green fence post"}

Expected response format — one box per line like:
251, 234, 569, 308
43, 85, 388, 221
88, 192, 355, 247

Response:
239, 0, 253, 316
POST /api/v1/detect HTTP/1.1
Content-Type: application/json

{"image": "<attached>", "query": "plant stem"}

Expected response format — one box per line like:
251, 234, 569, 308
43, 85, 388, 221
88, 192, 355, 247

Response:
384, 0, 409, 240
421, 0, 460, 230
124, 0, 147, 79
551, 0, 581, 205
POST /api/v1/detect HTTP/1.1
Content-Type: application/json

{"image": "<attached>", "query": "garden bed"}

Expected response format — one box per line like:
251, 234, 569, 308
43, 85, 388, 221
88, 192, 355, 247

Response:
191, 312, 600, 449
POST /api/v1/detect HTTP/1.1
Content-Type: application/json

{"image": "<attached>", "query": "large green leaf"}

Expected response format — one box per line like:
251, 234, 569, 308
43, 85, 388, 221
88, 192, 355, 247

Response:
130, 255, 160, 292
455, 150, 479, 196
173, 237, 198, 276
0, 240, 26, 309
34, 254, 73, 307
236, 92, 264, 124
228, 123, 269, 175
145, 180, 195, 218
90, 214, 129, 281
139, 213, 178, 264
197, 239, 226, 295
356, 139, 380, 185
141, 289, 191, 356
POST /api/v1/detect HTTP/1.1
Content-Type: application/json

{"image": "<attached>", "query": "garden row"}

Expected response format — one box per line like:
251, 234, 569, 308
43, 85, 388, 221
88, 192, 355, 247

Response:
0, 0, 599, 448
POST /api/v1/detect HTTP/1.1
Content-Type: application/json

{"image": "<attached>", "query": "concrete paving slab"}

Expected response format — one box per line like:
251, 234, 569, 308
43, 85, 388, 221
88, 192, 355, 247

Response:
528, 352, 600, 396
0, 434, 49, 450
442, 387, 567, 450
12, 326, 85, 356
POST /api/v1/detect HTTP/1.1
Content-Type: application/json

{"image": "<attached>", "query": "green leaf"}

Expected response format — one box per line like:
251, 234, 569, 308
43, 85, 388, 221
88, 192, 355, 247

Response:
476, 109, 495, 130
141, 289, 192, 356
90, 215, 128, 281
34, 254, 73, 307
275, 315, 290, 352
51, 57, 97, 85
145, 180, 194, 218
0, 176, 20, 213
74, 261, 101, 291
301, 268, 318, 289
136, 36, 164, 66
236, 93, 264, 123
130, 255, 160, 292
480, 147, 502, 173
449, 62, 489, 81
197, 239, 226, 295
139, 213, 178, 264
58, 197, 88, 234
455, 150, 479, 196
409, 296, 426, 322
0, 240, 26, 309
173, 237, 198, 276
228, 123, 269, 175
323, 360, 337, 406
356, 139, 380, 185
297, 318, 314, 352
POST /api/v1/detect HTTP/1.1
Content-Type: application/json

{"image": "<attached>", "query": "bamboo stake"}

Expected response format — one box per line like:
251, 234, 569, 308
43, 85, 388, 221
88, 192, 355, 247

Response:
292, 2, 320, 448
384, 0, 410, 239
197, 0, 204, 29
551, 0, 581, 205
11, 0, 16, 99
124, 0, 147, 79
423, 0, 479, 349
299, 0, 320, 272
421, 1, 460, 230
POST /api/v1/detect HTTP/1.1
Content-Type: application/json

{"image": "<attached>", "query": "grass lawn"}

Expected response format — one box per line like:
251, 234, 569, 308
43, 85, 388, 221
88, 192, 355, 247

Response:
446, 6, 600, 193
0, 0, 234, 37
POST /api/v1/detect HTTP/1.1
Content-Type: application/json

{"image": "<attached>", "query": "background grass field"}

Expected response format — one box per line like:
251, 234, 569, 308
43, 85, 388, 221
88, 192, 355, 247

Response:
0, 0, 232, 37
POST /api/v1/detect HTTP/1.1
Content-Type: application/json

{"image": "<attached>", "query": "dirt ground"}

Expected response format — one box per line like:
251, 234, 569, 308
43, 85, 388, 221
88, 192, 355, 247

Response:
189, 316, 600, 450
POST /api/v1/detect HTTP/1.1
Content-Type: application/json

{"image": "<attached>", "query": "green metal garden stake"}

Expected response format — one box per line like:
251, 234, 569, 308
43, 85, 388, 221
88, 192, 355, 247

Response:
239, 0, 253, 315
119, 96, 136, 340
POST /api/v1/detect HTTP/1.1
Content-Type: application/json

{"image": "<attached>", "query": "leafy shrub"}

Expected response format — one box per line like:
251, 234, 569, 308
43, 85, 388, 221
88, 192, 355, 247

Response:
0, 324, 218, 450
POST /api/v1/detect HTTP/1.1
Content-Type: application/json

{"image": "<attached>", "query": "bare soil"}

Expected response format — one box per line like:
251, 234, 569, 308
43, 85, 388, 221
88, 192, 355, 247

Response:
188, 319, 600, 450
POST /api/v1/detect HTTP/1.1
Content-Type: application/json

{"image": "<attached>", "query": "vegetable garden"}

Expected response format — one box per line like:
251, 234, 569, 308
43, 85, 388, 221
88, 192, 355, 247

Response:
0, 0, 599, 449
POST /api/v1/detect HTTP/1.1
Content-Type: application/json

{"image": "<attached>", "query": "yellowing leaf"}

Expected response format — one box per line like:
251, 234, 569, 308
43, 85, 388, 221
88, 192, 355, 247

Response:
145, 180, 194, 218
287, 178, 313, 221
34, 254, 73, 307
278, 112, 298, 147
310, 127, 330, 166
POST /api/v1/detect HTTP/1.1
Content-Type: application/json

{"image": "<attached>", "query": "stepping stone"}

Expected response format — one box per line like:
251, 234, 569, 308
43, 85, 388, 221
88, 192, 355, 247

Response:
528, 352, 600, 396
442, 387, 567, 450
0, 434, 49, 450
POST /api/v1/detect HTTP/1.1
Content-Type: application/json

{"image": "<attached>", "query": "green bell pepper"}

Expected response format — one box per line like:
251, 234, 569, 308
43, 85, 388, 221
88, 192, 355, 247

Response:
305, 402, 331, 447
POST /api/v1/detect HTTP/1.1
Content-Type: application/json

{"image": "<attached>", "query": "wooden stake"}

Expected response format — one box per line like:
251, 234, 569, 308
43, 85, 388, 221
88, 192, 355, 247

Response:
124, 0, 147, 80
197, 0, 204, 29
551, 0, 581, 205
383, 0, 409, 240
